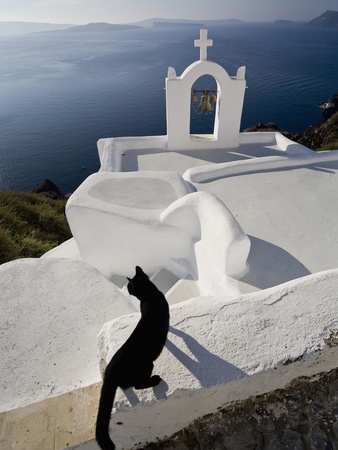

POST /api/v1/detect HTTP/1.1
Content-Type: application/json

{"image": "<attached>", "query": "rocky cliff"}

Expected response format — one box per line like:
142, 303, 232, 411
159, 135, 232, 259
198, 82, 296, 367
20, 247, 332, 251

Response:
318, 92, 338, 117
244, 93, 338, 151
308, 10, 338, 27
299, 111, 338, 151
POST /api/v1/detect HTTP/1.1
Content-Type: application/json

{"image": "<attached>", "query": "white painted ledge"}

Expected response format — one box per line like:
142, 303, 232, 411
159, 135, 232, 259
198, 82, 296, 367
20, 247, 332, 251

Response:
184, 143, 338, 183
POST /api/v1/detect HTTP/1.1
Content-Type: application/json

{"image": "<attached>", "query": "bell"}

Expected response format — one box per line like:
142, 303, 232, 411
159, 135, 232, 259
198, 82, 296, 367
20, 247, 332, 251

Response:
191, 90, 198, 103
198, 89, 213, 114
211, 93, 217, 103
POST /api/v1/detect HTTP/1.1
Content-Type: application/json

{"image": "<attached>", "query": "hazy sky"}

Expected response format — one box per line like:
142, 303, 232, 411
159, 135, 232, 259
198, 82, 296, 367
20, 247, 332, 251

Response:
0, 0, 337, 25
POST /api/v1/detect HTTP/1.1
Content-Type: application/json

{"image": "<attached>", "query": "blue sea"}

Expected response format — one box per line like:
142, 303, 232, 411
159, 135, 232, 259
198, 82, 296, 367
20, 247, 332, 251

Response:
0, 24, 337, 193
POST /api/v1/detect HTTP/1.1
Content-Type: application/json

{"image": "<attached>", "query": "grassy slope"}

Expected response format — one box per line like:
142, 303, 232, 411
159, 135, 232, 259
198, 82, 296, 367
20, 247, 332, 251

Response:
299, 111, 338, 151
0, 191, 72, 265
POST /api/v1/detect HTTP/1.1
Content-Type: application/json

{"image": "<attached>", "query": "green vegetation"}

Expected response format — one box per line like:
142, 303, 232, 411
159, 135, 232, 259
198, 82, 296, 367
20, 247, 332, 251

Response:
299, 111, 338, 151
0, 191, 72, 265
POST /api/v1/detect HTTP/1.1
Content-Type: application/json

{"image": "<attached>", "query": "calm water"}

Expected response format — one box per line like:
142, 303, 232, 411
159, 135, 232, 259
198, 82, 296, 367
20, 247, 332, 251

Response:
0, 24, 337, 193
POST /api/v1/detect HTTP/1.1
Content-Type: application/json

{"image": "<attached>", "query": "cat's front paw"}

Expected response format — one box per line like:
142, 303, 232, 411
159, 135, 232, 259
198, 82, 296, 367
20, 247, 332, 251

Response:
150, 375, 162, 386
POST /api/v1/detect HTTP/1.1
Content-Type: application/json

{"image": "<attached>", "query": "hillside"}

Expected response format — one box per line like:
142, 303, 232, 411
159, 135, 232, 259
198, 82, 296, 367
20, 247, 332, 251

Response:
308, 10, 338, 27
299, 111, 338, 150
0, 191, 71, 264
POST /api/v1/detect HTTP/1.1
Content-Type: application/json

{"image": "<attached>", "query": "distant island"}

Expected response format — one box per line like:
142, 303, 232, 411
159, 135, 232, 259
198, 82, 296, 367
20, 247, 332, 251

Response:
153, 21, 204, 28
0, 21, 72, 35
0, 21, 140, 35
308, 10, 338, 27
137, 18, 244, 27
55, 22, 141, 33
1, 11, 337, 36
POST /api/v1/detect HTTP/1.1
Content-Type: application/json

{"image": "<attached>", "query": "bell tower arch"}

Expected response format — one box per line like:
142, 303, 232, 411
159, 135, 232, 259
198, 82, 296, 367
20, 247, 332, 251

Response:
165, 29, 247, 150
190, 74, 217, 135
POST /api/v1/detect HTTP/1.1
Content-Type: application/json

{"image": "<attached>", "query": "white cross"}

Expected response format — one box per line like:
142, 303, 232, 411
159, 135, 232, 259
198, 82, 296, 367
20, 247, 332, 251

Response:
194, 29, 213, 61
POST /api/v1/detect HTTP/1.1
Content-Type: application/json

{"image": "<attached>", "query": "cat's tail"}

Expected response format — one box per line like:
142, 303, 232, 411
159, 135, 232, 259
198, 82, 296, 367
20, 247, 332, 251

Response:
95, 375, 118, 450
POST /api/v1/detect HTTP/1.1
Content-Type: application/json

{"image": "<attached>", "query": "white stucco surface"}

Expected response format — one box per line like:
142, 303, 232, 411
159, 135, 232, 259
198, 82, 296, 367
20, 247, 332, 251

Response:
95, 136, 338, 293
66, 171, 250, 293
2, 257, 337, 447
200, 154, 338, 290
0, 258, 136, 413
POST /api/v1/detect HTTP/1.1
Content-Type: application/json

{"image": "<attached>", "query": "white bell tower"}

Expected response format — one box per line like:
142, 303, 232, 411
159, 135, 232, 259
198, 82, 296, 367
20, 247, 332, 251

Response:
165, 29, 247, 150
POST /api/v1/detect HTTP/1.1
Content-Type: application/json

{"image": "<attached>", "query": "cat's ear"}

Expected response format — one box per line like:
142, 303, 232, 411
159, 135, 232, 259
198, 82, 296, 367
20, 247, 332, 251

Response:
127, 277, 132, 282
135, 266, 144, 276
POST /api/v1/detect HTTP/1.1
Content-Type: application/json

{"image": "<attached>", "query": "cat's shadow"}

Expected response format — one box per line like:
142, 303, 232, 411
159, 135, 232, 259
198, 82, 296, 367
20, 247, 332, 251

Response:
166, 326, 247, 387
123, 326, 246, 407
124, 379, 169, 407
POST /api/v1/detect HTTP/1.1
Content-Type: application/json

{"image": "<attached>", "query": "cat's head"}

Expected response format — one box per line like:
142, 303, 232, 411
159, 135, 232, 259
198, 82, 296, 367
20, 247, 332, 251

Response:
127, 266, 150, 298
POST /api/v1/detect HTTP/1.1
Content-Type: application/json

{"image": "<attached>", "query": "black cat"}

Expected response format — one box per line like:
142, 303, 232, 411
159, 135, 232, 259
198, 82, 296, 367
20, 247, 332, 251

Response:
95, 266, 170, 450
